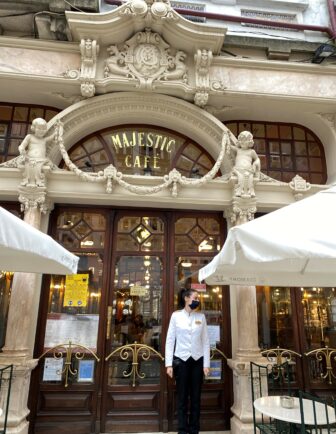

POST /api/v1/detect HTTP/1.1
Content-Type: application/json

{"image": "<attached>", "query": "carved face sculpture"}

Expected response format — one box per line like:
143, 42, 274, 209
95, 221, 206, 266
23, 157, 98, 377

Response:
237, 131, 253, 149
31, 118, 48, 138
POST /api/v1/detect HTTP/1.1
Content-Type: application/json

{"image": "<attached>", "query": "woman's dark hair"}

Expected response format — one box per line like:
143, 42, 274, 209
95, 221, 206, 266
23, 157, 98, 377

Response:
178, 288, 198, 308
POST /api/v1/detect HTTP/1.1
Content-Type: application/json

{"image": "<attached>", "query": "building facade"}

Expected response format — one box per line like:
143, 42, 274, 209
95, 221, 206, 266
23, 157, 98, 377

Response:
0, 0, 336, 433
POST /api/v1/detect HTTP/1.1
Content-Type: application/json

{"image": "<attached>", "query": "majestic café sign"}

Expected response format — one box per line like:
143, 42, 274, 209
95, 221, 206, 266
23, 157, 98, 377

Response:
110, 129, 177, 171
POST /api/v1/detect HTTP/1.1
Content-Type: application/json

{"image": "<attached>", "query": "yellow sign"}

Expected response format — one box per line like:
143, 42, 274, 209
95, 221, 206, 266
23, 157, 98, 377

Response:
64, 274, 89, 307
130, 285, 148, 297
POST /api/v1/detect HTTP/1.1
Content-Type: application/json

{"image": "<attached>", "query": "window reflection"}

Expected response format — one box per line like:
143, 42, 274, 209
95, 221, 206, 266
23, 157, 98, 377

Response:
256, 286, 293, 350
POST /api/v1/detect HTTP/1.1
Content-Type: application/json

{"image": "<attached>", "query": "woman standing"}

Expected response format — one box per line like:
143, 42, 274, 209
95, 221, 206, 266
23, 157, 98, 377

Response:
165, 288, 210, 434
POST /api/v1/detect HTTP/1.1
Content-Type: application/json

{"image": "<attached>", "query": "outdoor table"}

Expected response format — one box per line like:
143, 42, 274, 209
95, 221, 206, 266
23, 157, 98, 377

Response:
254, 395, 336, 426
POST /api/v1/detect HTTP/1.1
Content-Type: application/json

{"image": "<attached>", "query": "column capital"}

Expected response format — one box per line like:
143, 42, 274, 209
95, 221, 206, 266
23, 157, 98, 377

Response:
225, 196, 257, 226
18, 185, 52, 214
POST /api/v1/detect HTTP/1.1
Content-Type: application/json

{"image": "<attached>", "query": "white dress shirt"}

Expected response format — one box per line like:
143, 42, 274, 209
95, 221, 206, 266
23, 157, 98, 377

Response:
165, 309, 210, 368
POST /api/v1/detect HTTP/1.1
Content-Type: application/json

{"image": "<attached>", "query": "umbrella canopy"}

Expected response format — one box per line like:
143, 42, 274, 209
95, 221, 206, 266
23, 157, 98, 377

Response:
199, 186, 336, 287
0, 207, 78, 274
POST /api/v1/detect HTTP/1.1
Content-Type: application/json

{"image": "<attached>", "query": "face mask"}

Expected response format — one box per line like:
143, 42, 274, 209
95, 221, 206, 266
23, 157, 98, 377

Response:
189, 300, 200, 310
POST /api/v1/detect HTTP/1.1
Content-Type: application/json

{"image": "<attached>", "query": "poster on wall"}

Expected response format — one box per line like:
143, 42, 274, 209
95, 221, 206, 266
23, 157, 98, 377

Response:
63, 274, 89, 307
207, 325, 220, 347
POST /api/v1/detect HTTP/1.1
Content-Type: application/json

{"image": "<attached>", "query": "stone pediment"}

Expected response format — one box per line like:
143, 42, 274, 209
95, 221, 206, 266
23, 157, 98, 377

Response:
65, 0, 226, 106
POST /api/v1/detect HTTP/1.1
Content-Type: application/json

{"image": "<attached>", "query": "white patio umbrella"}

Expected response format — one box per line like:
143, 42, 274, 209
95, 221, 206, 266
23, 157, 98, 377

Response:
199, 186, 336, 287
0, 207, 78, 274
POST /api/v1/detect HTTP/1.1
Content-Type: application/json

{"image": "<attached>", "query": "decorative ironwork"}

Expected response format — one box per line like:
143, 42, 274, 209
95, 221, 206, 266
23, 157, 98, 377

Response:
261, 346, 302, 366
39, 341, 100, 388
305, 346, 336, 385
105, 343, 164, 387
210, 347, 227, 360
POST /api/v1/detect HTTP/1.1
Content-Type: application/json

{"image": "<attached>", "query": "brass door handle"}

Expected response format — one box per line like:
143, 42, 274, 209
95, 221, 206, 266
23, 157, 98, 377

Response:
106, 305, 113, 340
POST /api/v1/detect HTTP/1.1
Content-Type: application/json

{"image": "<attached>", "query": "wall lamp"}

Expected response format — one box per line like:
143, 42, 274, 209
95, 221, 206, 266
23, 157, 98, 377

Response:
312, 43, 336, 64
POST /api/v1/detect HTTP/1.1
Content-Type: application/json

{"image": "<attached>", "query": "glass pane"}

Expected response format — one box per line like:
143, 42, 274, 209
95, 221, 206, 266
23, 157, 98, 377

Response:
57, 212, 81, 230
72, 221, 91, 239
83, 138, 103, 154
175, 218, 196, 234
70, 146, 87, 161
57, 230, 79, 248
281, 142, 291, 155
10, 123, 26, 137
198, 218, 220, 235
90, 150, 109, 164
142, 217, 164, 234
0, 124, 8, 137
175, 235, 196, 252
294, 142, 307, 156
13, 106, 28, 121
29, 108, 44, 121
279, 125, 292, 139
198, 236, 220, 253
183, 144, 201, 161
8, 139, 20, 155
296, 157, 309, 171
269, 142, 280, 154
178, 155, 193, 171
118, 217, 141, 233
309, 158, 322, 171
140, 235, 164, 252
282, 172, 295, 183
189, 226, 206, 244
252, 123, 265, 137
45, 110, 59, 121
254, 139, 266, 154
256, 286, 294, 349
83, 213, 106, 231
308, 143, 321, 157
259, 155, 267, 171
293, 127, 305, 140
80, 232, 105, 249
116, 234, 139, 251
108, 256, 163, 385
270, 155, 281, 169
197, 154, 212, 170
282, 156, 293, 170
0, 106, 12, 121
0, 139, 5, 154
310, 173, 323, 184
266, 125, 278, 138
226, 123, 237, 136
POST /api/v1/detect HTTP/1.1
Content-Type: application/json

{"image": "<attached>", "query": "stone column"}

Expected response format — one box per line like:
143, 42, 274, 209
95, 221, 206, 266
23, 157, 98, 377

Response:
226, 196, 264, 434
0, 185, 52, 434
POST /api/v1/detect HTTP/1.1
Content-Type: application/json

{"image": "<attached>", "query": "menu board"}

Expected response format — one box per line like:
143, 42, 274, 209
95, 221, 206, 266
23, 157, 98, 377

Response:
44, 314, 99, 350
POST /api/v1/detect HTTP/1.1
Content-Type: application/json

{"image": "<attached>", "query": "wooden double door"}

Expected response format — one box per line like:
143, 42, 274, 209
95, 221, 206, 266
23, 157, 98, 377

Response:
29, 207, 232, 434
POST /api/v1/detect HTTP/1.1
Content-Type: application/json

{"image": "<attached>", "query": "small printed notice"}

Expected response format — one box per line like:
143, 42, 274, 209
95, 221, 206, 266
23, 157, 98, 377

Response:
64, 274, 89, 307
207, 325, 220, 347
130, 285, 148, 296
43, 357, 63, 382
208, 359, 222, 380
78, 359, 95, 383
191, 283, 207, 292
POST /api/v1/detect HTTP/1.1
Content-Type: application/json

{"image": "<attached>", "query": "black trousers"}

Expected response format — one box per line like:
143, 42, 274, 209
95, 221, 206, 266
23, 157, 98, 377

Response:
173, 356, 204, 434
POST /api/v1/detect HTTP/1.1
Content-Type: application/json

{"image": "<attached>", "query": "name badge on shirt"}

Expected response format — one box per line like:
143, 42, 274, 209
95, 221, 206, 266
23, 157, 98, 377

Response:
195, 320, 202, 325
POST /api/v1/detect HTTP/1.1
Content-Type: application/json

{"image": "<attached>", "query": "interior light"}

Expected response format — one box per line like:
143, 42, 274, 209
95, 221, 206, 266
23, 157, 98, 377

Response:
81, 240, 94, 246
144, 275, 150, 281
144, 260, 151, 267
181, 260, 193, 267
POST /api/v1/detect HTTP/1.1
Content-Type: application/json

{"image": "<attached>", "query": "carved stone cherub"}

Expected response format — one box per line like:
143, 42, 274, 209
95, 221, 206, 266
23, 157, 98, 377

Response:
228, 131, 261, 198
18, 118, 62, 188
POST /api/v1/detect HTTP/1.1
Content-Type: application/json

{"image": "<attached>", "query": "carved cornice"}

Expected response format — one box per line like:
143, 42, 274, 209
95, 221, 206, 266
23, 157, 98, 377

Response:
66, 0, 225, 54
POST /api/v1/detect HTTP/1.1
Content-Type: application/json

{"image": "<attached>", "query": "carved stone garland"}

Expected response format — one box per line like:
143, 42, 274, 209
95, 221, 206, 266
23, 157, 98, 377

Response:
58, 124, 229, 196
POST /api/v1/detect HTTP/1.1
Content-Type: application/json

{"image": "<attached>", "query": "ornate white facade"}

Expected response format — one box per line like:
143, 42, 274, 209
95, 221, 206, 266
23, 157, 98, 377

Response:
0, 0, 336, 433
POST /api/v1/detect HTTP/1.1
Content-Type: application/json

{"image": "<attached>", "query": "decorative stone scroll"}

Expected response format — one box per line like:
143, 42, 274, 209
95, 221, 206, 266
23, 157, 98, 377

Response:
80, 39, 99, 97
121, 0, 177, 21
104, 28, 187, 89
289, 174, 311, 200
58, 128, 229, 197
194, 49, 213, 107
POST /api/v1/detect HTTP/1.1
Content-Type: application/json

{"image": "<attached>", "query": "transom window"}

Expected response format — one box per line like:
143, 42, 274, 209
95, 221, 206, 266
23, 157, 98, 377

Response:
226, 121, 327, 184
0, 103, 59, 164
64, 125, 219, 178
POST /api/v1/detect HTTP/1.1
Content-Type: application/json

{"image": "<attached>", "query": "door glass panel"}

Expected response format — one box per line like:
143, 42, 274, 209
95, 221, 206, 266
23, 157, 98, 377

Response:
0, 271, 13, 349
108, 256, 163, 386
42, 253, 103, 385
